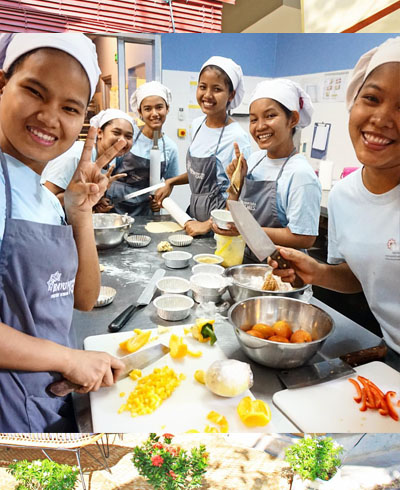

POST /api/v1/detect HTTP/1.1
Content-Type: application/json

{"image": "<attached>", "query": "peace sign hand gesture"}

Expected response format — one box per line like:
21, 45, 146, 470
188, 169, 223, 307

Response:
64, 126, 127, 219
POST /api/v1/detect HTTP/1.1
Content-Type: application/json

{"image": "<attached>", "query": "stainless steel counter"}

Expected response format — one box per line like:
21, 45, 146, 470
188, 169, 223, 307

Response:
72, 215, 399, 432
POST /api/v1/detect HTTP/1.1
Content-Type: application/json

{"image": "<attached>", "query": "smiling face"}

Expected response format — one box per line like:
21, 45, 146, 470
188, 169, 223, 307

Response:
249, 98, 299, 159
0, 48, 89, 172
139, 95, 168, 135
97, 118, 133, 158
349, 63, 400, 173
196, 67, 234, 121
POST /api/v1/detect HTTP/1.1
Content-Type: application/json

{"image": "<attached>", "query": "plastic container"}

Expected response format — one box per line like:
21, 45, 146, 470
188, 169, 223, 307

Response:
214, 233, 246, 268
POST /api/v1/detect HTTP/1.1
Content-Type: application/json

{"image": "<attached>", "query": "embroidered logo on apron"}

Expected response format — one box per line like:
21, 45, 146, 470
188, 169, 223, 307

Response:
47, 271, 75, 298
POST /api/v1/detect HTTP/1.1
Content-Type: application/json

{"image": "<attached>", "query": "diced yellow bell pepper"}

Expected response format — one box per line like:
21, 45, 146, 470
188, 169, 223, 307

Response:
120, 330, 152, 353
169, 334, 188, 359
237, 396, 271, 427
191, 318, 217, 345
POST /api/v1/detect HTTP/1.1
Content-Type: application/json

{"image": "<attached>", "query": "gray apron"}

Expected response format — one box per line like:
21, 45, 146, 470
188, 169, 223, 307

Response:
0, 150, 78, 432
186, 117, 228, 222
240, 149, 296, 263
107, 130, 167, 216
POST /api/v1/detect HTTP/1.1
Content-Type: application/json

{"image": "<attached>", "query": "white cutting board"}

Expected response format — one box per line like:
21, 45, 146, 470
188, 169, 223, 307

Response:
273, 362, 400, 432
84, 326, 277, 433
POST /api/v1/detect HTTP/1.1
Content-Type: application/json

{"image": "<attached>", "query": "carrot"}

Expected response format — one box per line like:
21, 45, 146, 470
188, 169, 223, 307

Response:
348, 378, 362, 403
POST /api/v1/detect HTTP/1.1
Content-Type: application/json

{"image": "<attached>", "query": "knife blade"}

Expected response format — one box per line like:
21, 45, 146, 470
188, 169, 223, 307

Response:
278, 343, 387, 389
47, 343, 170, 397
228, 200, 304, 289
112, 182, 165, 205
108, 268, 166, 333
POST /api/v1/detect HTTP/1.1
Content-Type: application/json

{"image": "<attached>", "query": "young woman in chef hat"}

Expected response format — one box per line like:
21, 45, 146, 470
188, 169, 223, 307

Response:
215, 78, 321, 261
106, 80, 179, 216
270, 37, 400, 354
0, 33, 126, 432
42, 108, 134, 212
154, 56, 252, 237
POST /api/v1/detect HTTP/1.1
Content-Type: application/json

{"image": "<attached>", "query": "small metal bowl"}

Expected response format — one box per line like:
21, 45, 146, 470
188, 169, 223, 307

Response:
192, 263, 225, 276
193, 253, 224, 265
94, 286, 116, 308
153, 294, 194, 321
211, 209, 234, 230
168, 234, 193, 247
162, 251, 192, 269
93, 213, 134, 249
125, 234, 151, 248
229, 296, 334, 369
156, 276, 191, 295
190, 273, 227, 303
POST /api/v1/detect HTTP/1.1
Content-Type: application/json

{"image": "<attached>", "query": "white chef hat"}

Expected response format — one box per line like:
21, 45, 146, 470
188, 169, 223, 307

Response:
249, 78, 314, 128
3, 33, 101, 100
130, 81, 172, 117
346, 36, 400, 111
90, 109, 134, 130
200, 56, 245, 110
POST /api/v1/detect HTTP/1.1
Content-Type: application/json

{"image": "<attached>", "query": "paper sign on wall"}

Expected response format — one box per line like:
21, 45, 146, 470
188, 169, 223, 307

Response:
322, 72, 349, 102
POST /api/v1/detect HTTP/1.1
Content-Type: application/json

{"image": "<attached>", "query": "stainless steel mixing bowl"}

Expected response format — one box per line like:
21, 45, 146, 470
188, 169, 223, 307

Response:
228, 296, 334, 369
92, 213, 134, 249
224, 264, 309, 301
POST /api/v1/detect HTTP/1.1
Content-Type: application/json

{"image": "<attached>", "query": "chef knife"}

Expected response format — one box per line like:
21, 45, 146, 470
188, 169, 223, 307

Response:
108, 268, 166, 333
112, 182, 165, 205
228, 200, 304, 289
48, 343, 170, 397
278, 343, 387, 389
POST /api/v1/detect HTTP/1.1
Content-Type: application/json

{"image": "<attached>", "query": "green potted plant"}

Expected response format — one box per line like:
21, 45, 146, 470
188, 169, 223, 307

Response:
285, 436, 343, 489
7, 458, 79, 490
132, 433, 208, 489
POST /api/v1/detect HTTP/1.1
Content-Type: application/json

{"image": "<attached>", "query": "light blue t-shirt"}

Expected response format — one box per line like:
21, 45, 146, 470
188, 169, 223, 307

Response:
127, 125, 179, 179
246, 151, 321, 235
41, 141, 105, 189
0, 154, 65, 244
189, 116, 251, 196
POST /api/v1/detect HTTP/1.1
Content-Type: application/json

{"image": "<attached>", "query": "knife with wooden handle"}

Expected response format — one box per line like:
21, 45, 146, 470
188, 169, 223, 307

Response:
278, 343, 388, 389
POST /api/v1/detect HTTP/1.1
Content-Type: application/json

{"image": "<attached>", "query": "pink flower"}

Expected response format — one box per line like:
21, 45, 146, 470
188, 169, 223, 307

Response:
169, 470, 177, 479
163, 433, 174, 440
151, 455, 164, 467
153, 442, 164, 449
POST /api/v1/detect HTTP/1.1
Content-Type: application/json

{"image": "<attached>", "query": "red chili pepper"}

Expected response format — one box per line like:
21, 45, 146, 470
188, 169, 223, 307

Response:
349, 378, 362, 403
357, 376, 375, 409
359, 387, 367, 412
385, 391, 399, 422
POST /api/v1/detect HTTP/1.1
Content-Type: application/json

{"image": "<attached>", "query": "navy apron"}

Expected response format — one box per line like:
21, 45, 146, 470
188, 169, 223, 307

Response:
186, 117, 228, 222
107, 129, 167, 216
240, 149, 296, 263
0, 150, 78, 432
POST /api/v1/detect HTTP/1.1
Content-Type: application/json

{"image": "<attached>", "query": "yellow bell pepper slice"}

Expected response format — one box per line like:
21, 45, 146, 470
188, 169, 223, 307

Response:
194, 369, 205, 384
207, 410, 229, 433
169, 334, 188, 359
120, 330, 152, 353
237, 396, 271, 427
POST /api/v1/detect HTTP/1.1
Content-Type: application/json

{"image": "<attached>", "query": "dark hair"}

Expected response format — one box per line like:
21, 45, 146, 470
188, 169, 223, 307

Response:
199, 65, 234, 94
276, 100, 296, 136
